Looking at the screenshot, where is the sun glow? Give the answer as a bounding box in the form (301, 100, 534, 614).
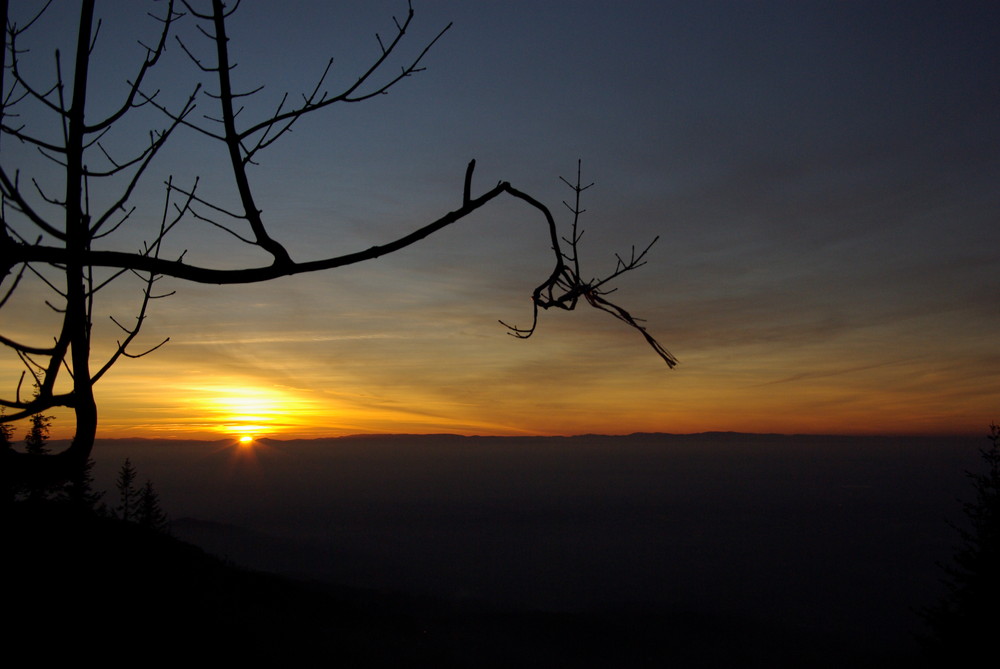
(191, 383, 322, 438)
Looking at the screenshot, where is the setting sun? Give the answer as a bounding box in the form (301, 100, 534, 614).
(176, 382, 327, 438)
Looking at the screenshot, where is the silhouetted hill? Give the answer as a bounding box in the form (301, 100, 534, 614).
(6, 499, 930, 667)
(7, 502, 371, 662)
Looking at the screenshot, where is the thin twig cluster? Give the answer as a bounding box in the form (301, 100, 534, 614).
(500, 161, 676, 367)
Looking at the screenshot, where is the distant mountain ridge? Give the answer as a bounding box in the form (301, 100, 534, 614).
(73, 429, 981, 447)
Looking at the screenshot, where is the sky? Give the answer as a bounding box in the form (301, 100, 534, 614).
(4, 0, 1000, 439)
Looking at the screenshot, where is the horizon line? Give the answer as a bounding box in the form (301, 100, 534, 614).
(25, 429, 985, 444)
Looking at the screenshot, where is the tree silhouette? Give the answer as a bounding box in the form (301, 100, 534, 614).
(0, 409, 13, 503)
(0, 409, 11, 452)
(23, 412, 51, 456)
(22, 411, 53, 501)
(59, 456, 105, 515)
(1, 1, 674, 485)
(137, 479, 169, 533)
(115, 458, 139, 523)
(921, 423, 1000, 664)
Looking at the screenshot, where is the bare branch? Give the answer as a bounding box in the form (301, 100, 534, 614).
(235, 12, 451, 141)
(11, 157, 675, 379)
(2, 1, 671, 487)
(0, 167, 67, 239)
(500, 165, 675, 367)
(1, 123, 70, 153)
(91, 180, 177, 384)
(584, 290, 677, 368)
(84, 0, 180, 134)
(175, 34, 217, 73)
(24, 261, 67, 297)
(89, 90, 199, 236)
(0, 333, 58, 356)
(5, 23, 72, 118)
(13, 163, 534, 283)
(206, 0, 290, 266)
(0, 261, 29, 310)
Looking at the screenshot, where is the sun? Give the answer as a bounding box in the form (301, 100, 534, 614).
(172, 380, 333, 439)
(191, 383, 317, 438)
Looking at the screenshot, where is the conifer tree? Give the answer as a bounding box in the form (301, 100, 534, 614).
(0, 411, 12, 452)
(23, 413, 53, 501)
(0, 411, 14, 504)
(922, 423, 1000, 664)
(60, 457, 105, 515)
(115, 458, 139, 522)
(137, 480, 168, 533)
(24, 413, 52, 455)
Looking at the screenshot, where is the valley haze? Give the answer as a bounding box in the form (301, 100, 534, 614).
(77, 430, 981, 659)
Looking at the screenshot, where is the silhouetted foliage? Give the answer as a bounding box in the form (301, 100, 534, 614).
(22, 411, 53, 501)
(23, 412, 51, 455)
(1, 0, 670, 487)
(137, 479, 169, 533)
(59, 457, 106, 515)
(115, 458, 139, 523)
(113, 459, 168, 532)
(921, 423, 1000, 664)
(0, 409, 13, 503)
(0, 409, 12, 451)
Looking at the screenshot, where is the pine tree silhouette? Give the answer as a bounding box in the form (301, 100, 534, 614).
(23, 413, 53, 501)
(24, 413, 52, 455)
(0, 412, 12, 452)
(115, 459, 139, 522)
(0, 411, 14, 505)
(59, 457, 106, 515)
(921, 424, 1000, 664)
(137, 479, 168, 533)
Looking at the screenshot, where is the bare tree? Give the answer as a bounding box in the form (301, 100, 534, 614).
(1, 0, 674, 484)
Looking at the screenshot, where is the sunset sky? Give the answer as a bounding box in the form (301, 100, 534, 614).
(4, 1, 999, 439)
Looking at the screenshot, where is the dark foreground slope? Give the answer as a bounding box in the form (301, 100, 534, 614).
(7, 502, 365, 662)
(6, 500, 923, 668)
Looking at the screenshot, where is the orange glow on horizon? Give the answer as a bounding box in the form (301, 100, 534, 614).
(29, 355, 999, 441)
